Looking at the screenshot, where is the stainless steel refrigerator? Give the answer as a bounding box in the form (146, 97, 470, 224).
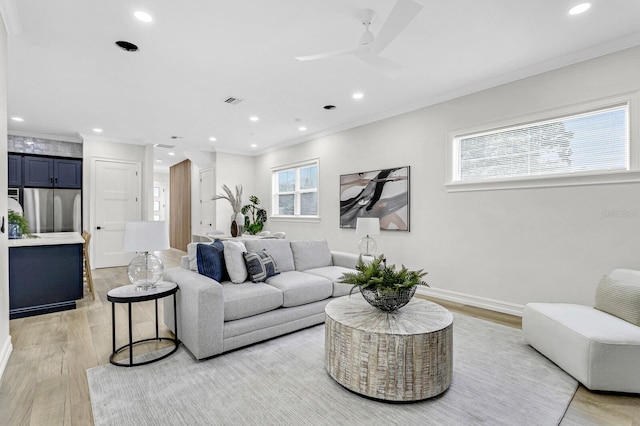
(23, 188, 82, 233)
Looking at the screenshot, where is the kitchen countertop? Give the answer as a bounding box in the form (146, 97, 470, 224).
(8, 232, 85, 247)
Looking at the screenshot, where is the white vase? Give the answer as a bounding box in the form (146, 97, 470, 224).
(235, 212, 245, 235)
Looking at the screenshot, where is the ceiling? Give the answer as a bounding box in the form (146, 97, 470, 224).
(6, 0, 640, 169)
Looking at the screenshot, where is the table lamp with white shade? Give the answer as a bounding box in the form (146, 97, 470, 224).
(123, 221, 170, 290)
(356, 217, 380, 256)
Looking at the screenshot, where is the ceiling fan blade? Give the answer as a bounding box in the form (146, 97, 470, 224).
(370, 0, 423, 55)
(356, 53, 402, 79)
(295, 45, 368, 62)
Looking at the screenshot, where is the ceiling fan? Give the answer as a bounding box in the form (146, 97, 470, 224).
(295, 0, 423, 75)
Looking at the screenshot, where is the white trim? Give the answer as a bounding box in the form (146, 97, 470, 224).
(446, 170, 640, 192)
(0, 335, 13, 381)
(446, 92, 640, 192)
(270, 157, 320, 172)
(416, 286, 525, 317)
(269, 215, 321, 223)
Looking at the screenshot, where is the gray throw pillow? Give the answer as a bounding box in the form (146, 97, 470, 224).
(243, 249, 280, 283)
(594, 275, 640, 326)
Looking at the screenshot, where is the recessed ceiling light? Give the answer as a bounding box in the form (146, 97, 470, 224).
(249, 116, 259, 122)
(250, 143, 257, 148)
(92, 128, 103, 133)
(298, 126, 307, 131)
(352, 92, 364, 100)
(11, 116, 24, 122)
(209, 137, 217, 142)
(134, 11, 153, 22)
(115, 40, 139, 52)
(156, 159, 162, 163)
(568, 3, 591, 15)
(168, 152, 175, 156)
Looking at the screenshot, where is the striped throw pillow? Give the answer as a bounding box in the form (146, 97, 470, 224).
(595, 275, 640, 326)
(243, 249, 280, 283)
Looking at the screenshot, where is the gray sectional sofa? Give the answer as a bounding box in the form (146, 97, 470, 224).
(163, 239, 364, 360)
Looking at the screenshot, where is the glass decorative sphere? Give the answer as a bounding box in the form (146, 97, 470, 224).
(358, 236, 377, 256)
(127, 253, 164, 290)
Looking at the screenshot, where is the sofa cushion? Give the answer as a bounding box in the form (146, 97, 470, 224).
(223, 241, 248, 284)
(265, 271, 332, 307)
(196, 240, 228, 282)
(523, 302, 640, 393)
(221, 282, 284, 321)
(290, 240, 332, 271)
(244, 239, 295, 272)
(304, 266, 360, 297)
(243, 249, 280, 283)
(595, 275, 640, 327)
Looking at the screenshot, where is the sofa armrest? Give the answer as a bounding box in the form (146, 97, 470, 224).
(163, 267, 225, 359)
(331, 251, 373, 269)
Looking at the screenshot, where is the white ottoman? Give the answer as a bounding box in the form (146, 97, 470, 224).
(523, 302, 640, 393)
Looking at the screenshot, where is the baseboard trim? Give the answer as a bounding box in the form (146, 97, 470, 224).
(416, 287, 525, 317)
(0, 334, 13, 381)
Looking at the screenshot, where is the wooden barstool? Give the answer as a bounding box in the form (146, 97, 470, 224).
(82, 230, 95, 300)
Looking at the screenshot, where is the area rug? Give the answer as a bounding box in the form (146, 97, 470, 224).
(88, 313, 577, 425)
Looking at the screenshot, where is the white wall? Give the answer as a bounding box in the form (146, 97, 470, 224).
(254, 46, 640, 309)
(214, 152, 255, 231)
(0, 16, 10, 379)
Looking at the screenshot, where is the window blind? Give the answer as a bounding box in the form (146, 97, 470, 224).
(456, 104, 628, 182)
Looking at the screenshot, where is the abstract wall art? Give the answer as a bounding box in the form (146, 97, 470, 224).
(339, 166, 410, 231)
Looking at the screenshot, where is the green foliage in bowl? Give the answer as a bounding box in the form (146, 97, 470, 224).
(340, 254, 429, 296)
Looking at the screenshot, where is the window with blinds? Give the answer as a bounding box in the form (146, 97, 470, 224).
(453, 104, 629, 183)
(272, 160, 319, 217)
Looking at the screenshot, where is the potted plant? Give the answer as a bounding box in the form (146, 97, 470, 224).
(8, 210, 30, 239)
(340, 254, 429, 312)
(241, 195, 268, 235)
(212, 184, 243, 235)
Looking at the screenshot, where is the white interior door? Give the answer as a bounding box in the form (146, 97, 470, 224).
(200, 168, 215, 234)
(153, 181, 167, 221)
(93, 160, 140, 268)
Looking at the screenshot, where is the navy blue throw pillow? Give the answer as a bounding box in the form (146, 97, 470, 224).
(197, 240, 228, 282)
(243, 249, 280, 283)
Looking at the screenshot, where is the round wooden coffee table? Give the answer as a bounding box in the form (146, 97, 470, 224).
(325, 296, 453, 401)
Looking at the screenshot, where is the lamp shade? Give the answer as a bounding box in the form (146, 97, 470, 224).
(123, 221, 170, 252)
(355, 217, 380, 236)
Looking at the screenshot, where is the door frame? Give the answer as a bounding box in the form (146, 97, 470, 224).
(90, 157, 142, 268)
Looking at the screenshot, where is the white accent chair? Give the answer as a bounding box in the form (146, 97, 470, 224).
(257, 231, 270, 236)
(272, 232, 286, 239)
(522, 269, 640, 394)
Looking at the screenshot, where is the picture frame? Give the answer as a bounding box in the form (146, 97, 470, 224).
(339, 166, 410, 231)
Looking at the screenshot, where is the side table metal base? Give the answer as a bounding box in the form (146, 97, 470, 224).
(107, 282, 179, 367)
(109, 336, 179, 367)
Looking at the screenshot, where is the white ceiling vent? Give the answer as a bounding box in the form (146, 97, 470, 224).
(154, 143, 175, 149)
(224, 96, 243, 105)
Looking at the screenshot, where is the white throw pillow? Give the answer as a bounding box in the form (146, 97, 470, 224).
(595, 275, 640, 326)
(223, 241, 248, 283)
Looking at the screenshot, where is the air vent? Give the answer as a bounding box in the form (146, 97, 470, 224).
(154, 144, 175, 149)
(224, 96, 243, 105)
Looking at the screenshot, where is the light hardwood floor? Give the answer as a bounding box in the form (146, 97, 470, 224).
(0, 249, 638, 425)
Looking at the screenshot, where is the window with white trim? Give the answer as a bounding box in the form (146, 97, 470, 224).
(272, 161, 319, 217)
(451, 102, 630, 186)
